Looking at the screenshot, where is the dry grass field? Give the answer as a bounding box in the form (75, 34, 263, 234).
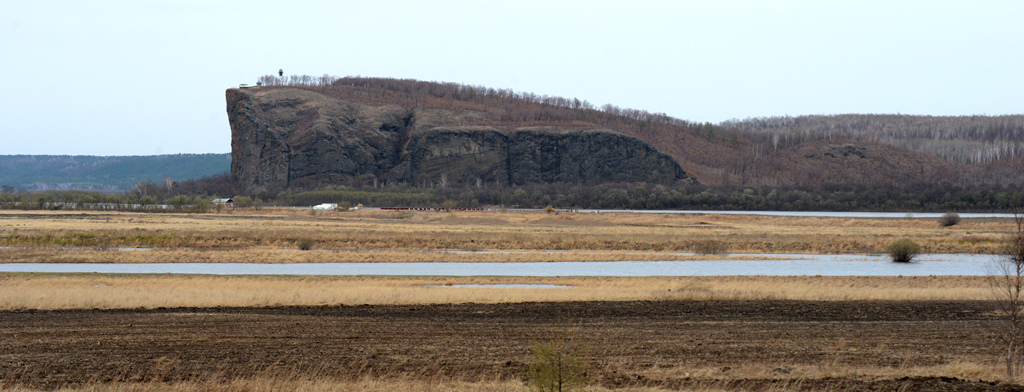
(0, 209, 1014, 260)
(0, 274, 998, 310)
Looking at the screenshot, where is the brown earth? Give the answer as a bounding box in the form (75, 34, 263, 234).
(2, 300, 1023, 391)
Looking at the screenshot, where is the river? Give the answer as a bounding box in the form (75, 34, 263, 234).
(0, 253, 1005, 276)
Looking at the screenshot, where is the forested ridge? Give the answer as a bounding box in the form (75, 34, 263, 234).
(0, 154, 230, 191)
(723, 114, 1024, 164)
(254, 75, 1024, 190)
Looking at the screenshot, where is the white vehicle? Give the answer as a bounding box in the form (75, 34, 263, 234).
(313, 203, 338, 210)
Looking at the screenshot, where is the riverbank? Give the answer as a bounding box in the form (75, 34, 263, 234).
(0, 275, 995, 310)
(0, 209, 1015, 258)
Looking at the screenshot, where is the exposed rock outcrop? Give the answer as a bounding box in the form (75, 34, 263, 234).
(227, 87, 691, 190)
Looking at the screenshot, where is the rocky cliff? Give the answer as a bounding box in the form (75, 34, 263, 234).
(227, 87, 690, 190)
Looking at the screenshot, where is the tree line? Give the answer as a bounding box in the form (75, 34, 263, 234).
(3, 177, 1022, 213)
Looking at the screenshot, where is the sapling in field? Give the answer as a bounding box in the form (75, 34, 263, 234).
(528, 322, 589, 392)
(990, 211, 1024, 379)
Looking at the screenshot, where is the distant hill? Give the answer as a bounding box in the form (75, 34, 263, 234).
(0, 154, 231, 191)
(722, 114, 1024, 164)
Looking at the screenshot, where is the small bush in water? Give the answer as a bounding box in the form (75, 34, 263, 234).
(886, 238, 921, 263)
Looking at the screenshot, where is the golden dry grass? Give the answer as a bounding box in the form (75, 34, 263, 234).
(0, 274, 994, 310)
(0, 209, 1015, 259)
(637, 357, 1005, 380)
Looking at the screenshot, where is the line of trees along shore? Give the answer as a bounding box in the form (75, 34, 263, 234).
(2, 175, 1023, 213)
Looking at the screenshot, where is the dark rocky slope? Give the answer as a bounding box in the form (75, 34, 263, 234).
(227, 88, 690, 190)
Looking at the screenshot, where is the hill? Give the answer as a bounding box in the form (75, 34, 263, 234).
(0, 154, 231, 191)
(241, 76, 1023, 191)
(722, 114, 1024, 189)
(6, 77, 1019, 204)
(227, 86, 691, 191)
(723, 114, 1024, 164)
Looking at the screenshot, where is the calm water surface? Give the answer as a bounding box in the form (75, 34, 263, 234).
(0, 254, 1001, 276)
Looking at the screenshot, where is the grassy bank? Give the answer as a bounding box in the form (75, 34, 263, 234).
(0, 209, 1014, 257)
(0, 274, 994, 310)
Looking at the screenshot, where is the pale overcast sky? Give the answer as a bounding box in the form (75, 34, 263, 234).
(3, 1, 1022, 155)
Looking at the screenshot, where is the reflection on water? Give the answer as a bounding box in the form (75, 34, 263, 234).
(0, 253, 1002, 276)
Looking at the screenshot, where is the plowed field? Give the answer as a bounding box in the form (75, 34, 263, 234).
(2, 300, 1023, 391)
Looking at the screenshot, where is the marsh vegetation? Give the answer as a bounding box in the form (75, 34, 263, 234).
(0, 209, 1014, 258)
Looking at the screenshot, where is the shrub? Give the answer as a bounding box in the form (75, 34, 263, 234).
(692, 239, 729, 255)
(297, 238, 315, 251)
(138, 195, 158, 209)
(939, 212, 961, 227)
(232, 196, 254, 208)
(886, 238, 921, 263)
(192, 198, 213, 213)
(166, 195, 192, 210)
(529, 325, 588, 392)
(442, 199, 456, 211)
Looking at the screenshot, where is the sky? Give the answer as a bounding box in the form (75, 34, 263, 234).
(3, 1, 1022, 156)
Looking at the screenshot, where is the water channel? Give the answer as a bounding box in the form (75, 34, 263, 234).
(0, 254, 1002, 276)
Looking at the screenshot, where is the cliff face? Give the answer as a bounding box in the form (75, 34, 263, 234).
(227, 87, 690, 190)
